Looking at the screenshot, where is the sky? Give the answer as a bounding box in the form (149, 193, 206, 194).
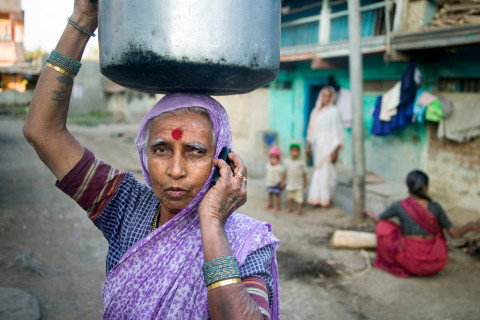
(21, 0, 98, 57)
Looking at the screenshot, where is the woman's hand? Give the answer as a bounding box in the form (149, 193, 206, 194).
(474, 221, 480, 232)
(198, 152, 247, 226)
(447, 221, 480, 238)
(72, 0, 99, 29)
(362, 209, 379, 223)
(467, 221, 480, 233)
(330, 151, 338, 164)
(74, 0, 98, 17)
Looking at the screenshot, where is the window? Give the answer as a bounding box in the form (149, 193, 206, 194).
(363, 79, 398, 92)
(438, 78, 480, 93)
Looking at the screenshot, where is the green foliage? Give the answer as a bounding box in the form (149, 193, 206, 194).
(67, 110, 113, 127)
(25, 47, 47, 60)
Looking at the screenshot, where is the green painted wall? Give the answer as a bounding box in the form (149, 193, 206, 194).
(269, 56, 429, 183)
(341, 95, 427, 182)
(269, 63, 350, 152)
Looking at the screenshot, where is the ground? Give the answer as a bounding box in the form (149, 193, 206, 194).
(1, 118, 479, 320)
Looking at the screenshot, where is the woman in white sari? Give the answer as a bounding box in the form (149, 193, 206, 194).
(306, 86, 344, 207)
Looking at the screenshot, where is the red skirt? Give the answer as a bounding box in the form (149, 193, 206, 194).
(373, 221, 448, 278)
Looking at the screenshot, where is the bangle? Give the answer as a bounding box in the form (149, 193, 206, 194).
(67, 17, 96, 37)
(207, 278, 242, 292)
(46, 50, 82, 77)
(45, 63, 75, 79)
(202, 256, 241, 287)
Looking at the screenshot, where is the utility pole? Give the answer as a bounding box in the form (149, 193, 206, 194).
(348, 0, 366, 220)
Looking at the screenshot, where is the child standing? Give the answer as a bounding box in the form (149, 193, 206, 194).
(265, 145, 284, 213)
(282, 142, 307, 215)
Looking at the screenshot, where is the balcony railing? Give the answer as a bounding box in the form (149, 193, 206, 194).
(281, 1, 390, 48)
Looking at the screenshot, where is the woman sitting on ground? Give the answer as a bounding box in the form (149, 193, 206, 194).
(363, 170, 480, 278)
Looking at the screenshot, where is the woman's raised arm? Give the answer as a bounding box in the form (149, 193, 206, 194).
(23, 0, 98, 181)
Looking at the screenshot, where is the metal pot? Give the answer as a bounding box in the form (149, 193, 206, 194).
(98, 0, 280, 95)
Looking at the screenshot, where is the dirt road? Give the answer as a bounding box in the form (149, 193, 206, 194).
(1, 118, 479, 319)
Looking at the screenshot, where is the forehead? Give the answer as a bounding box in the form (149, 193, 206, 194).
(149, 112, 212, 140)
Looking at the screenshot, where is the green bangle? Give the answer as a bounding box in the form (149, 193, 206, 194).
(67, 17, 96, 37)
(202, 256, 241, 287)
(46, 50, 82, 77)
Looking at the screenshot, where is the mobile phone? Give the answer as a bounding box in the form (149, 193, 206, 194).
(211, 147, 232, 185)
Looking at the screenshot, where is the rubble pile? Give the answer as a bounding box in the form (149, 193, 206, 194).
(431, 0, 480, 27)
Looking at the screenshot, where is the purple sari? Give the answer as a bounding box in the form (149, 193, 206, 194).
(102, 93, 280, 319)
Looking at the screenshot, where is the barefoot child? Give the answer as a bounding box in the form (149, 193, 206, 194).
(282, 142, 307, 215)
(265, 145, 284, 213)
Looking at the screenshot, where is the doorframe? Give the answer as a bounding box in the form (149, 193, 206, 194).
(303, 78, 328, 138)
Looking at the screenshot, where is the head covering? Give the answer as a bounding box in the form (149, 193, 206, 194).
(268, 145, 281, 158)
(307, 85, 338, 141)
(315, 85, 336, 109)
(136, 93, 232, 188)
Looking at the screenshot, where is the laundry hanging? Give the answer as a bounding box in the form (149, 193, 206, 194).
(371, 62, 419, 136)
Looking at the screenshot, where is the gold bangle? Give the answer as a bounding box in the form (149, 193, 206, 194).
(46, 62, 75, 79)
(207, 278, 242, 291)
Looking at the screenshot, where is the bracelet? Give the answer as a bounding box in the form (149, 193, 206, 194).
(46, 50, 82, 77)
(207, 278, 242, 292)
(202, 256, 241, 287)
(67, 17, 96, 37)
(45, 63, 75, 79)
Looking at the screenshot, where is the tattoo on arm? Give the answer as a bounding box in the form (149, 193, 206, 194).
(51, 75, 73, 106)
(57, 75, 73, 86)
(219, 192, 239, 224)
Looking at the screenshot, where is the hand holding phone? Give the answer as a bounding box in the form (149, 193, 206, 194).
(211, 147, 231, 185)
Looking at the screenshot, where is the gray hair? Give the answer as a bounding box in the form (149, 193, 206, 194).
(144, 107, 217, 156)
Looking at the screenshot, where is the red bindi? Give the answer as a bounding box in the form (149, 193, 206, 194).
(171, 127, 183, 140)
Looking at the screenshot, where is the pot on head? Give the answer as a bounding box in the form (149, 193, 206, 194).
(98, 0, 280, 95)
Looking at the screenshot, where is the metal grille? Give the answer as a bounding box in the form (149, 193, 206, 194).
(438, 78, 480, 93)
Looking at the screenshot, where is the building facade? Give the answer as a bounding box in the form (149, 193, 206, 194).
(268, 0, 480, 214)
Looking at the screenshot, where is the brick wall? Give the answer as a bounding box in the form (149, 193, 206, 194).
(426, 123, 480, 216)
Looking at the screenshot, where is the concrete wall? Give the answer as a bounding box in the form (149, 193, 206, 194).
(105, 91, 159, 123)
(213, 89, 270, 179)
(0, 0, 21, 11)
(426, 120, 480, 213)
(69, 61, 107, 115)
(420, 49, 480, 214)
(0, 88, 32, 114)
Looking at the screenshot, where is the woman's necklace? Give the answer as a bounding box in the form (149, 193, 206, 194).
(150, 204, 161, 232)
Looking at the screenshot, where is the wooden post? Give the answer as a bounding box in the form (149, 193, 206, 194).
(385, 0, 392, 56)
(348, 0, 366, 220)
(393, 0, 408, 33)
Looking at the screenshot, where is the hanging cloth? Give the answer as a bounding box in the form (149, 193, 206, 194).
(425, 100, 444, 122)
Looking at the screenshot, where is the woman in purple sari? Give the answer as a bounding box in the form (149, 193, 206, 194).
(23, 1, 280, 319)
